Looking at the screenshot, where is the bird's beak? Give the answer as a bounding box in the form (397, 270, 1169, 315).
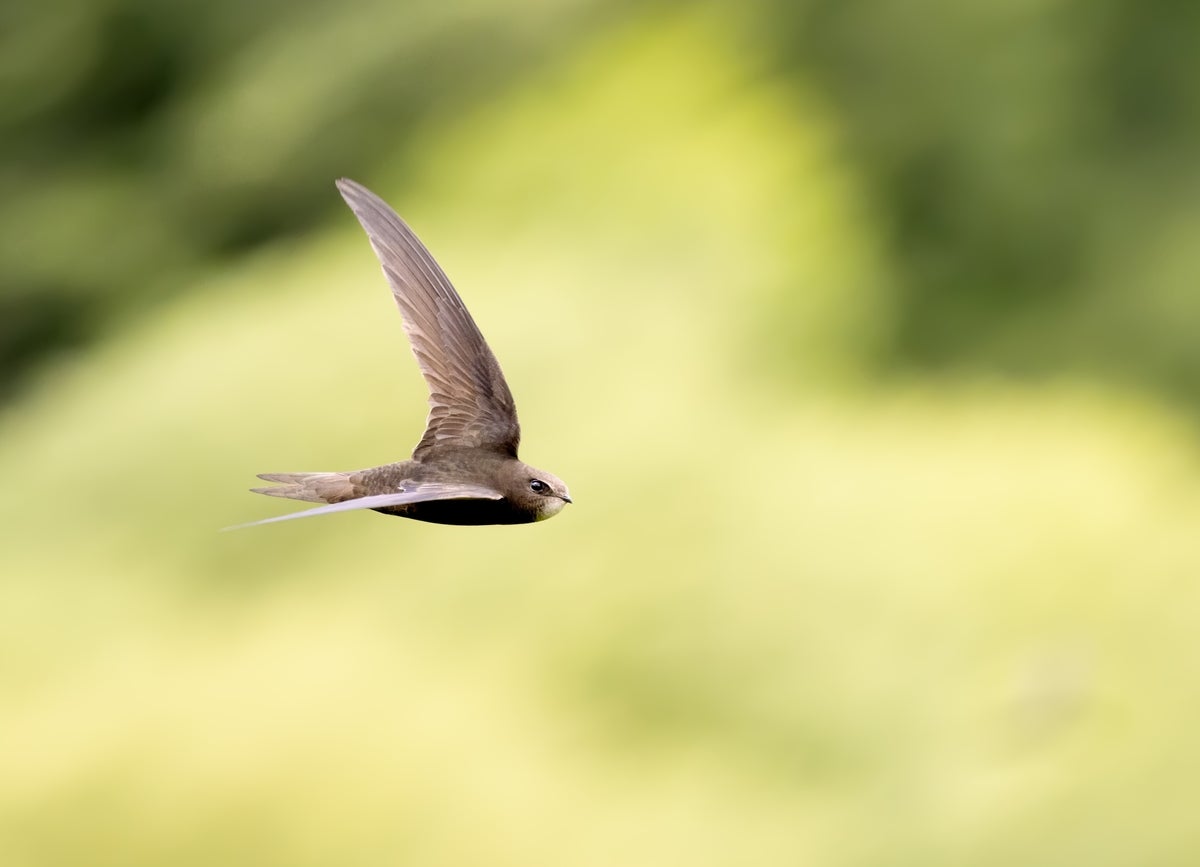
(560, 494, 573, 504)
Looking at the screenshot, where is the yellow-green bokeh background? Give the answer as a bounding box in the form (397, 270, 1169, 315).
(4, 2, 1200, 864)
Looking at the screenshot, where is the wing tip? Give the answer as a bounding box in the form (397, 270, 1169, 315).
(335, 177, 374, 208)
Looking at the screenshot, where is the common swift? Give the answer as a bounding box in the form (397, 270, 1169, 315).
(232, 179, 571, 529)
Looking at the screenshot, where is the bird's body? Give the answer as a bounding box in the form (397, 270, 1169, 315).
(253, 451, 567, 526)
(232, 179, 571, 530)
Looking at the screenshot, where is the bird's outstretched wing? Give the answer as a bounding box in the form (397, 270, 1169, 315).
(336, 178, 521, 459)
(223, 482, 503, 530)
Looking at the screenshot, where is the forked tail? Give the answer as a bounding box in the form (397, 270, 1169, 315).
(251, 472, 358, 504)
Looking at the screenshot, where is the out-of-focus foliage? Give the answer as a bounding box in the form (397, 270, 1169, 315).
(769, 0, 1200, 400)
(3, 2, 1200, 866)
(0, 0, 618, 398)
(4, 0, 1200, 404)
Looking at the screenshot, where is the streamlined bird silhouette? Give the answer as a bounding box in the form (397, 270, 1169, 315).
(230, 179, 571, 529)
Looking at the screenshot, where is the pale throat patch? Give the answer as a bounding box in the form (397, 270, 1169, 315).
(536, 497, 568, 521)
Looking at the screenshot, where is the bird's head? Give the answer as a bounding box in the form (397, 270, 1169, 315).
(508, 463, 572, 521)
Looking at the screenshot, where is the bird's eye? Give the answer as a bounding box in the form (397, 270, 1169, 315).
(529, 479, 547, 494)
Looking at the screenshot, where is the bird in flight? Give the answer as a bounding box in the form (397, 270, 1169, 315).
(231, 179, 571, 529)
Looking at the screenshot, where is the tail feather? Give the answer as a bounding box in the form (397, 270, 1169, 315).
(251, 471, 358, 504)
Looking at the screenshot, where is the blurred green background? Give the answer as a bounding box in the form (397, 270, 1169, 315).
(3, 0, 1199, 863)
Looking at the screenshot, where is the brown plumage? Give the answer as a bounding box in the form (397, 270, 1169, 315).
(228, 180, 571, 530)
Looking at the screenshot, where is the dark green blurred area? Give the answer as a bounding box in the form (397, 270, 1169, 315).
(1, 0, 617, 397)
(4, 2, 1200, 865)
(5, 0, 1200, 403)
